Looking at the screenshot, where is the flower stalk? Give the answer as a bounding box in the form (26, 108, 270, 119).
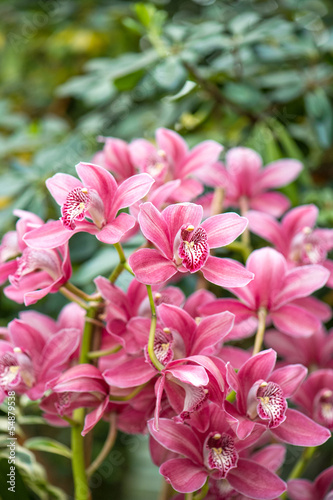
(252, 307, 267, 356)
(146, 285, 165, 371)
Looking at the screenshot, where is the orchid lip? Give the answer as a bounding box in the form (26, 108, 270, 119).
(61, 187, 106, 230)
(204, 432, 238, 478)
(178, 225, 209, 273)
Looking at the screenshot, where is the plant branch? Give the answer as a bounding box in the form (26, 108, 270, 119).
(86, 413, 117, 478)
(88, 345, 122, 359)
(146, 285, 164, 371)
(59, 286, 89, 310)
(109, 242, 134, 282)
(193, 478, 209, 500)
(280, 447, 317, 499)
(252, 307, 267, 356)
(109, 383, 147, 402)
(71, 408, 91, 500)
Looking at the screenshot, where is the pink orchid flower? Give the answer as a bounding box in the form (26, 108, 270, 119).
(40, 364, 110, 436)
(221, 147, 302, 216)
(5, 242, 71, 306)
(200, 247, 329, 337)
(225, 349, 330, 446)
(148, 405, 286, 498)
(265, 327, 333, 370)
(95, 128, 225, 202)
(288, 465, 333, 500)
(103, 304, 234, 428)
(95, 276, 185, 355)
(0, 210, 71, 305)
(247, 204, 333, 287)
(292, 369, 333, 431)
(128, 202, 253, 287)
(0, 305, 82, 401)
(0, 209, 43, 285)
(23, 162, 154, 249)
(206, 443, 286, 500)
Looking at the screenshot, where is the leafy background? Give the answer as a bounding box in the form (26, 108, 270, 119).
(0, 0, 333, 498)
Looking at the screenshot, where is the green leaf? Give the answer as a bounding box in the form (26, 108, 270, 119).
(134, 3, 157, 27)
(263, 127, 282, 163)
(17, 416, 48, 426)
(305, 89, 333, 148)
(0, 458, 30, 500)
(24, 437, 72, 459)
(270, 119, 303, 161)
(150, 57, 188, 93)
(222, 82, 267, 111)
(228, 12, 261, 34)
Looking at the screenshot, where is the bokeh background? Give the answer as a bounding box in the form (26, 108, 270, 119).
(1, 0, 333, 498)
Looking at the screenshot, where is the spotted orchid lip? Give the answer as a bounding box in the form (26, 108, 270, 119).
(61, 187, 91, 230)
(61, 186, 106, 231)
(178, 225, 209, 273)
(256, 381, 287, 429)
(204, 432, 238, 479)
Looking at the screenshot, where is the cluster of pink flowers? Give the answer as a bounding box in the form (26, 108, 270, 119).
(0, 128, 332, 499)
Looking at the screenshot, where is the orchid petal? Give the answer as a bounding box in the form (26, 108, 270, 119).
(138, 202, 172, 258)
(156, 128, 188, 165)
(271, 304, 321, 337)
(202, 256, 254, 287)
(269, 365, 307, 398)
(257, 159, 302, 190)
(272, 408, 331, 446)
(228, 458, 287, 499)
(97, 213, 135, 244)
(160, 458, 207, 493)
(46, 173, 82, 206)
(250, 191, 290, 217)
(112, 173, 154, 216)
(24, 220, 97, 249)
(148, 418, 202, 464)
(282, 204, 318, 236)
(201, 213, 248, 248)
(179, 141, 223, 178)
(275, 265, 329, 307)
(128, 249, 177, 285)
(103, 357, 155, 388)
(162, 203, 203, 245)
(192, 312, 234, 355)
(76, 162, 118, 219)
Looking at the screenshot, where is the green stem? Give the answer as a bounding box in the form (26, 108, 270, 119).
(110, 383, 147, 402)
(109, 243, 134, 282)
(146, 285, 164, 371)
(64, 281, 98, 302)
(59, 286, 89, 311)
(88, 345, 122, 359)
(158, 478, 174, 500)
(80, 307, 96, 364)
(289, 446, 317, 480)
(252, 307, 267, 356)
(185, 493, 193, 500)
(193, 478, 209, 500)
(280, 447, 317, 499)
(226, 241, 251, 263)
(71, 408, 91, 500)
(86, 413, 117, 478)
(114, 242, 126, 263)
(70, 307, 97, 499)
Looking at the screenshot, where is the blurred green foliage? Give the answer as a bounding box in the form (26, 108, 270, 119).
(1, 0, 333, 234)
